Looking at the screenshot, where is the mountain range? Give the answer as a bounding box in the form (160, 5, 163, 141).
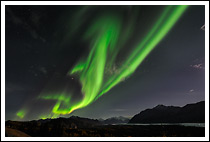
(99, 116, 130, 124)
(129, 101, 205, 123)
(5, 101, 205, 137)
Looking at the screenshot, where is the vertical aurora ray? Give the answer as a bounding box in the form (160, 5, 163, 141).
(97, 5, 189, 98)
(16, 5, 189, 119)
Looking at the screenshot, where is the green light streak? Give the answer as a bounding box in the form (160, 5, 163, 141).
(35, 5, 189, 117)
(16, 109, 26, 119)
(98, 5, 189, 98)
(68, 5, 188, 113)
(39, 93, 71, 115)
(39, 113, 59, 120)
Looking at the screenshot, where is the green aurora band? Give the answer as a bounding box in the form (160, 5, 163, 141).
(17, 5, 189, 119)
(16, 109, 27, 119)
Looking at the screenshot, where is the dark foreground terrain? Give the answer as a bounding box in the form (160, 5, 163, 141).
(6, 120, 205, 137)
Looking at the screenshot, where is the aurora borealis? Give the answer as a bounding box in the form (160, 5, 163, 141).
(5, 5, 205, 121)
(52, 5, 188, 115)
(37, 5, 188, 116)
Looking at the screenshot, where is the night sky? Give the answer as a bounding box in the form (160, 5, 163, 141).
(5, 5, 205, 121)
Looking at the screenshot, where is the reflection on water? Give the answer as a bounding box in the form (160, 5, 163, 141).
(114, 123, 205, 127)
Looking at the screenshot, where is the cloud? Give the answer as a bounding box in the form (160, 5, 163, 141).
(105, 64, 120, 75)
(190, 63, 205, 70)
(189, 89, 194, 93)
(200, 24, 205, 30)
(6, 83, 25, 94)
(39, 67, 48, 74)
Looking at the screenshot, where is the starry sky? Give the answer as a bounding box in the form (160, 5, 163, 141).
(5, 5, 205, 121)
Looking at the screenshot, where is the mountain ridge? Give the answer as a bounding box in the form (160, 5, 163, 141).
(129, 101, 205, 123)
(99, 116, 130, 124)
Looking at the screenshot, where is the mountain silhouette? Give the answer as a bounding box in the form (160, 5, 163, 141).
(129, 101, 205, 123)
(5, 101, 205, 137)
(100, 116, 130, 124)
